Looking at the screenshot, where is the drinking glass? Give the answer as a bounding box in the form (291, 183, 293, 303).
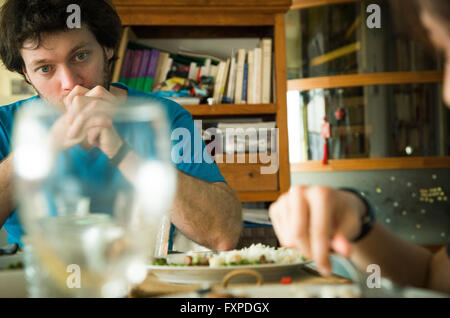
(12, 97, 177, 297)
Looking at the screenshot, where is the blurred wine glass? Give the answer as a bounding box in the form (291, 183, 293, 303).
(12, 97, 177, 297)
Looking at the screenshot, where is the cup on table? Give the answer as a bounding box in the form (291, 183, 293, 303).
(13, 98, 177, 297)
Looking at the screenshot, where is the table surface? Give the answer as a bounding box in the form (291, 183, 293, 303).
(129, 265, 352, 298)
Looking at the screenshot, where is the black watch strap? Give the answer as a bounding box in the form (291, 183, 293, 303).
(108, 139, 131, 166)
(339, 187, 376, 243)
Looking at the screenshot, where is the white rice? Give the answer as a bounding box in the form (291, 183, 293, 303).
(208, 243, 305, 267)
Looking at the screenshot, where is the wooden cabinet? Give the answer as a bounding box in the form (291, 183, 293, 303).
(112, 0, 292, 202)
(286, 0, 450, 172)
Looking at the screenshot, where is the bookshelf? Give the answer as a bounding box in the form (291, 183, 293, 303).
(112, 0, 292, 202)
(286, 0, 450, 172)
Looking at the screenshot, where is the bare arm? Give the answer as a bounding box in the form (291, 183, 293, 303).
(0, 154, 15, 228)
(118, 151, 242, 251)
(269, 186, 450, 294)
(170, 171, 242, 251)
(350, 222, 434, 289)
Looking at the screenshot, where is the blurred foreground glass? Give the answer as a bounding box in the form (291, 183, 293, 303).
(12, 98, 177, 297)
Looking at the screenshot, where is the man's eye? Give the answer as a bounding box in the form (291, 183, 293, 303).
(75, 52, 88, 62)
(38, 66, 51, 74)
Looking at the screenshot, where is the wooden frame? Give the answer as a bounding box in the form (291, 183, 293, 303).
(291, 0, 359, 10)
(291, 157, 450, 172)
(287, 71, 444, 91)
(113, 0, 292, 202)
(181, 104, 277, 117)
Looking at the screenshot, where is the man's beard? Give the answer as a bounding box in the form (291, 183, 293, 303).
(32, 51, 112, 110)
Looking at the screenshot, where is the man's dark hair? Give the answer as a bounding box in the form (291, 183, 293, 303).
(0, 0, 122, 77)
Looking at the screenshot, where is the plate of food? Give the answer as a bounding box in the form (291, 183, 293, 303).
(147, 244, 311, 285)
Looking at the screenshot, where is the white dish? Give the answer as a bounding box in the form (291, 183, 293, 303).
(147, 261, 311, 285)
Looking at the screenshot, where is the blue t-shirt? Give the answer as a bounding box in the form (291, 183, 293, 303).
(0, 82, 225, 246)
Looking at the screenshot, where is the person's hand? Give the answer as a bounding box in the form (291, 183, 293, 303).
(50, 85, 123, 158)
(269, 186, 367, 276)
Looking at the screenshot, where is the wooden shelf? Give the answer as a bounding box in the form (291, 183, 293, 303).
(114, 0, 292, 26)
(181, 104, 277, 117)
(291, 0, 358, 10)
(291, 156, 450, 172)
(113, 0, 292, 203)
(287, 71, 443, 91)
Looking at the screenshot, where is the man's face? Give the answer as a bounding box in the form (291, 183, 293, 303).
(20, 26, 113, 110)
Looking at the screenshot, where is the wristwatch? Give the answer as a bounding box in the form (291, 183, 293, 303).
(339, 188, 376, 243)
(108, 139, 131, 166)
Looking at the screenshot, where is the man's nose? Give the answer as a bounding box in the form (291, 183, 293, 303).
(59, 65, 82, 91)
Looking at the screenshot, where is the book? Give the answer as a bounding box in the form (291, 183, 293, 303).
(200, 58, 211, 78)
(224, 56, 236, 103)
(143, 49, 160, 93)
(162, 57, 174, 83)
(260, 38, 272, 103)
(210, 64, 218, 78)
(247, 49, 254, 104)
(220, 58, 230, 103)
(136, 49, 151, 91)
(128, 50, 143, 89)
(242, 61, 248, 103)
(212, 60, 227, 104)
(234, 49, 246, 104)
(187, 62, 198, 81)
(152, 51, 170, 90)
(118, 49, 132, 85)
(253, 47, 262, 104)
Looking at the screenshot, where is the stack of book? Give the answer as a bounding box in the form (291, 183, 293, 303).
(114, 31, 273, 105)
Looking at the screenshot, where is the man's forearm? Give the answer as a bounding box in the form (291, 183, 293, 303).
(350, 222, 433, 288)
(117, 151, 242, 251)
(171, 171, 242, 251)
(0, 154, 15, 228)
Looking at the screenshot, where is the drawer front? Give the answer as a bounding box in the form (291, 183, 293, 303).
(217, 162, 279, 192)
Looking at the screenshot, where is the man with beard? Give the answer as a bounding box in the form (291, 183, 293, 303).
(0, 0, 242, 252)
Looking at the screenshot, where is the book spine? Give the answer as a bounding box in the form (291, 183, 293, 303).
(162, 57, 173, 83)
(225, 56, 236, 103)
(128, 50, 143, 89)
(143, 49, 159, 92)
(188, 62, 198, 81)
(153, 52, 168, 90)
(136, 50, 151, 91)
(261, 38, 272, 103)
(253, 47, 262, 104)
(213, 61, 226, 104)
(119, 49, 132, 85)
(201, 58, 211, 78)
(219, 58, 230, 103)
(247, 50, 254, 104)
(234, 49, 246, 104)
(242, 61, 248, 103)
